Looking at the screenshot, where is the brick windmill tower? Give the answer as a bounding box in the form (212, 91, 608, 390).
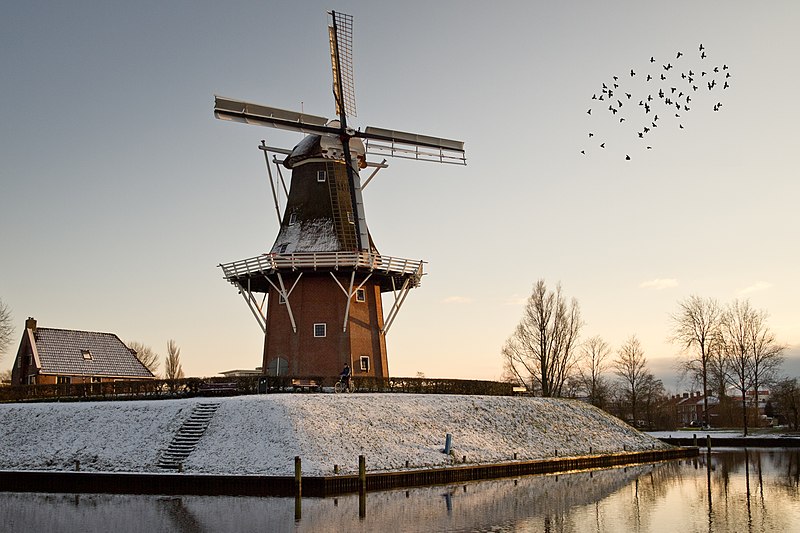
(214, 11, 465, 380)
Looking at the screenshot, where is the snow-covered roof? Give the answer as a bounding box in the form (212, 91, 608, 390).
(31, 327, 154, 379)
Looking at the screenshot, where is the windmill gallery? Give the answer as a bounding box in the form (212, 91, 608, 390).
(214, 11, 466, 381)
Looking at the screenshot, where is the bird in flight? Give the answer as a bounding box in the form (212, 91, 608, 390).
(581, 43, 731, 159)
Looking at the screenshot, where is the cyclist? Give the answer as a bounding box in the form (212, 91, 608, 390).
(339, 364, 352, 391)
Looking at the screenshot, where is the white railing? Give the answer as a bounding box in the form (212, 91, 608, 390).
(219, 251, 425, 280)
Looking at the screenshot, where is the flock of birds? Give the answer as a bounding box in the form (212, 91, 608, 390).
(581, 44, 731, 160)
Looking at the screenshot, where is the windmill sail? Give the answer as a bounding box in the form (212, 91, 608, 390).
(328, 11, 356, 118)
(214, 96, 335, 136)
(362, 126, 466, 165)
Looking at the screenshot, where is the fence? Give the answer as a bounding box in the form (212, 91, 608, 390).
(0, 376, 513, 403)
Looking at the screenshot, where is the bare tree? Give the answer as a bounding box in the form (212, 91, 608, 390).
(0, 299, 14, 362)
(771, 377, 800, 430)
(613, 335, 648, 427)
(164, 339, 184, 380)
(501, 280, 583, 397)
(669, 295, 722, 427)
(639, 373, 667, 429)
(126, 341, 160, 376)
(577, 335, 612, 407)
(720, 299, 756, 435)
(747, 309, 785, 415)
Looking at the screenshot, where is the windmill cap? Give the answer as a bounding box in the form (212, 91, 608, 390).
(284, 133, 365, 169)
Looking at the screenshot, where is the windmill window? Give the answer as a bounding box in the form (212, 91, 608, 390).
(313, 323, 327, 338)
(317, 170, 327, 182)
(81, 349, 93, 361)
(356, 288, 366, 302)
(347, 211, 354, 224)
(278, 243, 289, 254)
(359, 356, 370, 372)
(278, 293, 286, 305)
(288, 212, 298, 225)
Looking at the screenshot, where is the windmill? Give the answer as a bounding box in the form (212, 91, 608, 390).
(214, 11, 465, 381)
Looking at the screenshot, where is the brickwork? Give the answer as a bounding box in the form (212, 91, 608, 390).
(262, 273, 388, 379)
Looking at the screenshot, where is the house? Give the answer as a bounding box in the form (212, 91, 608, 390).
(10, 317, 155, 385)
(673, 391, 720, 427)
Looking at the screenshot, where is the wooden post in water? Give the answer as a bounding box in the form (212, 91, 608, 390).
(294, 456, 302, 521)
(294, 456, 302, 496)
(358, 455, 367, 519)
(358, 455, 366, 489)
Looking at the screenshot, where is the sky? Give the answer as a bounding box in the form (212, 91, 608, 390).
(2, 1, 798, 391)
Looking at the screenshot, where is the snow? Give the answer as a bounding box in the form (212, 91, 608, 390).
(271, 218, 341, 253)
(0, 394, 669, 476)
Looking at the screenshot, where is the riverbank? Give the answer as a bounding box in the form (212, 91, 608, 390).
(647, 429, 800, 448)
(1, 394, 670, 476)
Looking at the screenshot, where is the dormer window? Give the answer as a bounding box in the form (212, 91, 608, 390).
(81, 350, 93, 361)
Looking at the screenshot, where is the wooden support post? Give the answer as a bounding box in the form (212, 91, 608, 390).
(358, 454, 367, 519)
(693, 434, 698, 447)
(358, 455, 366, 489)
(294, 456, 302, 496)
(706, 435, 711, 453)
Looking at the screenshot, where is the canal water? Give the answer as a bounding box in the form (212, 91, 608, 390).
(1, 449, 797, 532)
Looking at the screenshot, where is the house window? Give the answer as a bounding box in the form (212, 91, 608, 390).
(91, 377, 102, 383)
(26, 375, 36, 385)
(317, 170, 327, 182)
(356, 288, 366, 302)
(288, 212, 298, 225)
(81, 349, 93, 360)
(359, 356, 370, 372)
(57, 376, 71, 384)
(313, 323, 327, 338)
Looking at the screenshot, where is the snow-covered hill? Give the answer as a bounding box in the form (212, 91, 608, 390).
(0, 394, 669, 476)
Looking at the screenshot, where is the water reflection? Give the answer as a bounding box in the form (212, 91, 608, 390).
(1, 449, 797, 532)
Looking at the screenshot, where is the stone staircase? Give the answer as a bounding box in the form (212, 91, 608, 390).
(157, 402, 220, 470)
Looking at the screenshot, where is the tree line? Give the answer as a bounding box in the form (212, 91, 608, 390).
(502, 280, 798, 433)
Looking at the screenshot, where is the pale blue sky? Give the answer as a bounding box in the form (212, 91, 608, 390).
(2, 1, 798, 389)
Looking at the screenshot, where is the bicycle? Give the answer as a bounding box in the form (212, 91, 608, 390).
(334, 377, 354, 393)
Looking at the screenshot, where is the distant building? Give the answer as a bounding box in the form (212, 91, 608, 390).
(219, 368, 263, 378)
(10, 317, 155, 385)
(673, 391, 720, 426)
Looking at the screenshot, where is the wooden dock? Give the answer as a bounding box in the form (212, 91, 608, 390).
(0, 447, 698, 497)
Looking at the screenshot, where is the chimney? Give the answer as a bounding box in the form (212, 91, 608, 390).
(25, 317, 37, 332)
